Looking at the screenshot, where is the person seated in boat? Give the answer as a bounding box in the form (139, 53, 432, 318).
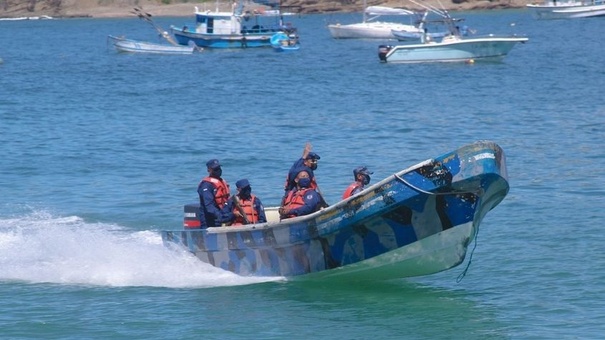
(197, 159, 232, 228)
(223, 179, 267, 226)
(342, 166, 373, 199)
(279, 170, 322, 220)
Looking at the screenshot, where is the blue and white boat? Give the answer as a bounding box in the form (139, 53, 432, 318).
(170, 0, 296, 49)
(378, 2, 527, 63)
(161, 141, 509, 280)
(270, 31, 300, 52)
(527, 0, 605, 19)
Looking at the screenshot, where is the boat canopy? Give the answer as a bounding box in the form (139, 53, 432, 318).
(365, 6, 416, 16)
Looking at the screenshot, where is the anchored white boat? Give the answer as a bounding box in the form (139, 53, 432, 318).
(527, 0, 605, 19)
(328, 1, 425, 39)
(379, 35, 528, 63)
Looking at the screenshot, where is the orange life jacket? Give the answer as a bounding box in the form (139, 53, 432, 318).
(201, 176, 230, 207)
(342, 182, 363, 199)
(282, 188, 311, 218)
(231, 194, 259, 226)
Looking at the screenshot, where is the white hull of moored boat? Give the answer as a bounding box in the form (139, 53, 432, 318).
(379, 36, 528, 63)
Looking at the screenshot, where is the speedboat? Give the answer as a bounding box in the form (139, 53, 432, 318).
(379, 35, 528, 63)
(378, 2, 528, 63)
(161, 141, 509, 280)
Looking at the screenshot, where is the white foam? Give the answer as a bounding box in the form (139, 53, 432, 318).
(0, 210, 283, 288)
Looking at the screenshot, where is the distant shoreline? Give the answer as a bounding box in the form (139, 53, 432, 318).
(0, 1, 531, 19)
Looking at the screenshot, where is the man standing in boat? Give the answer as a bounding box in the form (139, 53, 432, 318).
(197, 159, 232, 228)
(283, 142, 328, 207)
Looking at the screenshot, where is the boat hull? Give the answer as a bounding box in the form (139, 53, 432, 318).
(328, 22, 422, 39)
(108, 35, 195, 55)
(161, 141, 509, 279)
(527, 2, 605, 19)
(171, 26, 274, 48)
(379, 36, 528, 63)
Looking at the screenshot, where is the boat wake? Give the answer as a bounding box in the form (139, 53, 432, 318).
(0, 209, 282, 288)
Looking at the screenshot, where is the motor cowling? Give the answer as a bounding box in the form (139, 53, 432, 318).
(184, 203, 201, 228)
(378, 45, 392, 62)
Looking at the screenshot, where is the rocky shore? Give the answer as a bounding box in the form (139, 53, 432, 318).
(0, 0, 532, 19)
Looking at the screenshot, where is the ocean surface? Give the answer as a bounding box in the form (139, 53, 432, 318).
(1, 9, 604, 339)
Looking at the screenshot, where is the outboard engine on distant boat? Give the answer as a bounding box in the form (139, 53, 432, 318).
(378, 45, 393, 62)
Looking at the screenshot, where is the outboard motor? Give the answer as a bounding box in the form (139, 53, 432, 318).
(378, 45, 392, 62)
(184, 203, 201, 228)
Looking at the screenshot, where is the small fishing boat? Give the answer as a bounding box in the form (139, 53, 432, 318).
(171, 0, 296, 48)
(161, 141, 509, 280)
(527, 0, 605, 19)
(108, 35, 197, 55)
(109, 7, 199, 55)
(270, 31, 300, 52)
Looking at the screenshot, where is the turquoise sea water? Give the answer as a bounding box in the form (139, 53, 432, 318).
(1, 9, 604, 339)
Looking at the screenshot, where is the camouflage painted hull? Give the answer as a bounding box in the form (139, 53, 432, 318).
(161, 141, 509, 279)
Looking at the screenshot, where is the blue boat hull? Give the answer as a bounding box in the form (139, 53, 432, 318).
(172, 26, 273, 48)
(161, 141, 509, 279)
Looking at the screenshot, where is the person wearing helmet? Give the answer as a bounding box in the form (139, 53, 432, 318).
(342, 166, 373, 199)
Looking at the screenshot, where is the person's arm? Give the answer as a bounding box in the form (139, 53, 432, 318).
(255, 198, 267, 223)
(221, 199, 236, 224)
(301, 142, 312, 160)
